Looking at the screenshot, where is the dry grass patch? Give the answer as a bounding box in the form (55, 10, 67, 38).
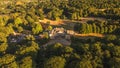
(75, 33, 104, 37)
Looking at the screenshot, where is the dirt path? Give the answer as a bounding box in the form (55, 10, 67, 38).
(74, 33, 104, 37)
(67, 30, 104, 37)
(39, 17, 106, 26)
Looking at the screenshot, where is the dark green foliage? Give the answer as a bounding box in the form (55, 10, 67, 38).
(0, 54, 16, 67)
(44, 56, 66, 68)
(14, 17, 22, 26)
(19, 56, 36, 68)
(32, 23, 43, 34)
(26, 15, 35, 24)
(109, 57, 120, 68)
(0, 0, 120, 68)
(0, 43, 8, 53)
(75, 59, 93, 68)
(35, 9, 44, 20)
(47, 8, 63, 20)
(74, 20, 120, 34)
(105, 35, 117, 42)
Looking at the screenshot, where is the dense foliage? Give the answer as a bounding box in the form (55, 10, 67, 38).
(0, 0, 120, 20)
(74, 20, 120, 34)
(0, 0, 120, 68)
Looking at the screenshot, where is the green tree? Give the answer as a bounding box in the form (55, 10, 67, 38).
(109, 25, 113, 33)
(79, 23, 87, 34)
(0, 43, 8, 53)
(14, 17, 22, 26)
(16, 41, 39, 58)
(26, 15, 35, 24)
(96, 26, 100, 33)
(0, 16, 5, 26)
(19, 56, 36, 68)
(43, 32, 49, 39)
(99, 26, 102, 33)
(104, 27, 108, 33)
(109, 57, 120, 68)
(0, 54, 16, 66)
(47, 8, 63, 20)
(75, 59, 93, 68)
(26, 35, 35, 41)
(60, 46, 73, 57)
(45, 43, 63, 56)
(17, 26, 23, 33)
(0, 32, 7, 43)
(44, 56, 66, 68)
(90, 42, 102, 57)
(71, 12, 77, 20)
(32, 23, 43, 34)
(92, 23, 97, 33)
(105, 35, 117, 41)
(36, 9, 44, 20)
(4, 61, 18, 68)
(112, 46, 120, 57)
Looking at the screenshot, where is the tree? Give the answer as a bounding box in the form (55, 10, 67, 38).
(0, 54, 16, 66)
(36, 9, 44, 20)
(0, 43, 8, 53)
(109, 25, 113, 33)
(75, 59, 93, 68)
(4, 61, 18, 68)
(0, 32, 7, 43)
(71, 12, 77, 20)
(17, 26, 23, 33)
(32, 23, 43, 34)
(19, 56, 36, 68)
(45, 43, 63, 56)
(103, 50, 111, 68)
(26, 35, 35, 41)
(89, 24, 93, 33)
(105, 35, 117, 42)
(26, 15, 35, 24)
(44, 56, 66, 68)
(104, 27, 108, 33)
(109, 57, 120, 68)
(96, 26, 100, 33)
(46, 25, 53, 31)
(92, 23, 97, 33)
(16, 41, 39, 58)
(60, 46, 73, 57)
(112, 46, 120, 57)
(79, 23, 87, 34)
(14, 17, 22, 26)
(90, 42, 102, 57)
(43, 32, 49, 39)
(0, 16, 5, 26)
(47, 8, 63, 20)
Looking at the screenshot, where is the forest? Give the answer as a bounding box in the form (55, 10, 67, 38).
(0, 0, 120, 68)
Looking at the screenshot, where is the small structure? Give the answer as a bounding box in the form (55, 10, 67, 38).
(42, 27, 71, 47)
(49, 27, 68, 39)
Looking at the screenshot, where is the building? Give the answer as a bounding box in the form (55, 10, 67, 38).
(49, 27, 68, 39)
(42, 27, 71, 47)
